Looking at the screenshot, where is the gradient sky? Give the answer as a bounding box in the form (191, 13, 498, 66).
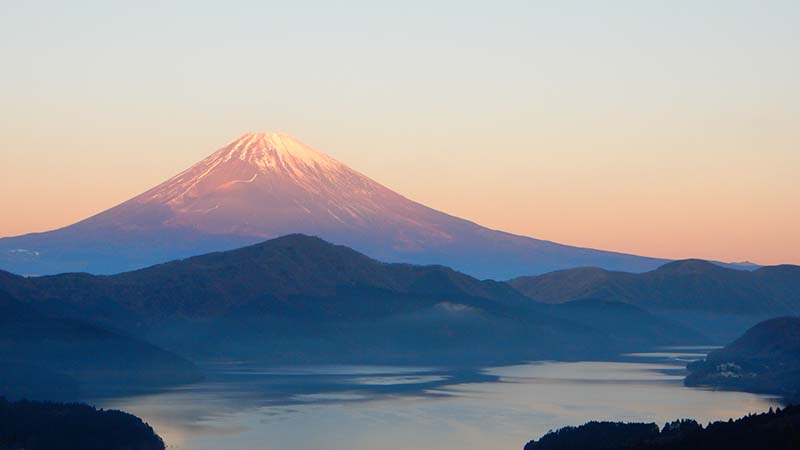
(1, 1, 798, 265)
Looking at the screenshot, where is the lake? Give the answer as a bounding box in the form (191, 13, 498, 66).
(96, 348, 779, 450)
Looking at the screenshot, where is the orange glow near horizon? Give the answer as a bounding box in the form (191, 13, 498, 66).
(0, 125, 797, 266)
(1, 1, 798, 266)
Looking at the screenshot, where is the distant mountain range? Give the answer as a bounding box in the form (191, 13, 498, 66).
(0, 132, 668, 279)
(0, 234, 703, 365)
(509, 259, 800, 315)
(509, 260, 800, 341)
(2, 231, 795, 404)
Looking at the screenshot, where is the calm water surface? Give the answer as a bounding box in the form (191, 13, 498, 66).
(97, 349, 779, 450)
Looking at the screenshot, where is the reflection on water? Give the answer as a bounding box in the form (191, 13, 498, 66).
(96, 353, 779, 450)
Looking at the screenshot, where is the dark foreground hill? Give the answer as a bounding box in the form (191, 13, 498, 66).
(0, 235, 703, 365)
(0, 398, 164, 450)
(523, 405, 800, 450)
(509, 260, 800, 340)
(0, 290, 201, 401)
(685, 316, 800, 402)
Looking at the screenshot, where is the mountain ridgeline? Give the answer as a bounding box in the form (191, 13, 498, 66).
(0, 234, 702, 366)
(509, 259, 800, 341)
(0, 132, 666, 279)
(509, 259, 800, 314)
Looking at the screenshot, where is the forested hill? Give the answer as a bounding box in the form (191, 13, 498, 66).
(524, 405, 800, 450)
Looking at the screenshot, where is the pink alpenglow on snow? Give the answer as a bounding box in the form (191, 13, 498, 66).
(0, 132, 666, 278)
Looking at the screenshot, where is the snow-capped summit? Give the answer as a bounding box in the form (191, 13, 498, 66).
(126, 132, 444, 241)
(141, 132, 350, 208)
(212, 132, 343, 175)
(0, 132, 667, 278)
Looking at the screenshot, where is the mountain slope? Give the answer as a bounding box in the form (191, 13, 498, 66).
(0, 235, 702, 364)
(685, 316, 800, 401)
(509, 259, 800, 315)
(0, 132, 666, 278)
(0, 234, 527, 326)
(0, 290, 201, 400)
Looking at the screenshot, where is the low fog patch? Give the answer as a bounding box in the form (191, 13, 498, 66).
(433, 302, 480, 315)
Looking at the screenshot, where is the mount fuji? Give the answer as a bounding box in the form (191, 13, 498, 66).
(0, 132, 667, 278)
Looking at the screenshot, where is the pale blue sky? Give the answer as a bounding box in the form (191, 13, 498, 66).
(1, 1, 798, 263)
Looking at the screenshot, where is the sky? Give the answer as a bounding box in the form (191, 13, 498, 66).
(0, 0, 798, 265)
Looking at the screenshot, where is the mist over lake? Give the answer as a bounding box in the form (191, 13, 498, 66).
(96, 350, 778, 450)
